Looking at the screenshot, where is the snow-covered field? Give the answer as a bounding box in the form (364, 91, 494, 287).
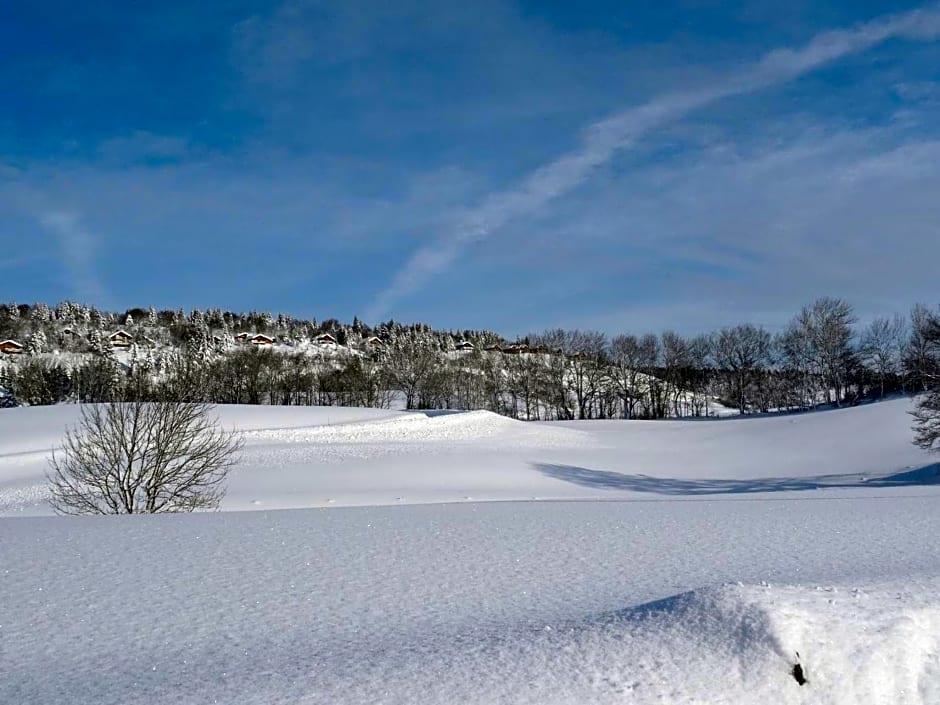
(3, 398, 940, 703)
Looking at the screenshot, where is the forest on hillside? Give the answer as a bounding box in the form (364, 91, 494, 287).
(1, 298, 938, 422)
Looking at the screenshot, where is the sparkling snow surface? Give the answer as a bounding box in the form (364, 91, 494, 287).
(2, 398, 940, 703)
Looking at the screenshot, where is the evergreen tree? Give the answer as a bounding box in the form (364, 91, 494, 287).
(30, 303, 51, 323)
(912, 310, 940, 452)
(25, 330, 47, 356)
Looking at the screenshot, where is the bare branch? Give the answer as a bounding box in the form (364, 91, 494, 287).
(47, 400, 243, 515)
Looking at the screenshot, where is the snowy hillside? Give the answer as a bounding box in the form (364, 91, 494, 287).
(0, 397, 935, 515)
(3, 398, 940, 704)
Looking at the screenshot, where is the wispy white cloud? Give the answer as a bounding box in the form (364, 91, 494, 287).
(516, 122, 940, 334)
(367, 4, 940, 321)
(37, 211, 109, 305)
(0, 155, 480, 312)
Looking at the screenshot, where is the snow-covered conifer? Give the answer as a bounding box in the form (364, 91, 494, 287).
(912, 310, 940, 452)
(25, 330, 47, 356)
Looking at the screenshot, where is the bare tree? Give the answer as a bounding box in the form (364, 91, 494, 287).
(531, 329, 574, 420)
(382, 333, 442, 409)
(636, 333, 662, 418)
(610, 334, 648, 419)
(904, 304, 939, 392)
(790, 298, 857, 406)
(48, 399, 243, 514)
(686, 334, 713, 416)
(564, 330, 607, 419)
(661, 331, 692, 417)
(712, 324, 772, 414)
(859, 315, 906, 398)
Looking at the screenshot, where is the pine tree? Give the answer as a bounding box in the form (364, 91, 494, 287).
(185, 324, 213, 368)
(90, 329, 118, 363)
(144, 349, 156, 373)
(25, 330, 47, 356)
(911, 310, 940, 452)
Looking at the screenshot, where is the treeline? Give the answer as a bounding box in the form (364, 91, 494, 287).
(1, 298, 938, 421)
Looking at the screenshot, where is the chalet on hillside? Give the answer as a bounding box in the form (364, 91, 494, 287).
(109, 330, 133, 348)
(250, 334, 275, 346)
(315, 333, 338, 346)
(234, 332, 250, 343)
(0, 339, 24, 355)
(503, 344, 529, 355)
(365, 336, 384, 348)
(483, 344, 502, 353)
(454, 340, 475, 352)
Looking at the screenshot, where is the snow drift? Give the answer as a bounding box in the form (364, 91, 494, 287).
(1, 396, 937, 514)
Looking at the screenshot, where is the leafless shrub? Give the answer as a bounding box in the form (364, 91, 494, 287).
(48, 399, 243, 514)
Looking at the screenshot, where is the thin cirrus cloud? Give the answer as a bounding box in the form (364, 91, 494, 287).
(366, 4, 940, 321)
(531, 124, 940, 334)
(37, 211, 110, 306)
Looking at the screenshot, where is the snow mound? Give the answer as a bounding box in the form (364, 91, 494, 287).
(560, 581, 940, 704)
(245, 408, 589, 447)
(363, 581, 940, 704)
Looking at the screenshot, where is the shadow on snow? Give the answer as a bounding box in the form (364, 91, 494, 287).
(534, 462, 940, 496)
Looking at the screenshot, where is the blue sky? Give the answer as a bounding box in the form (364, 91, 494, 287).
(2, 1, 939, 336)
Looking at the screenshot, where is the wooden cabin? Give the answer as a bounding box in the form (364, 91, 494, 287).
(315, 333, 338, 346)
(109, 330, 134, 348)
(455, 340, 475, 352)
(250, 334, 275, 346)
(0, 339, 24, 355)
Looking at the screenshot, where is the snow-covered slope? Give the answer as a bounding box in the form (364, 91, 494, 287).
(0, 397, 936, 514)
(2, 398, 940, 703)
